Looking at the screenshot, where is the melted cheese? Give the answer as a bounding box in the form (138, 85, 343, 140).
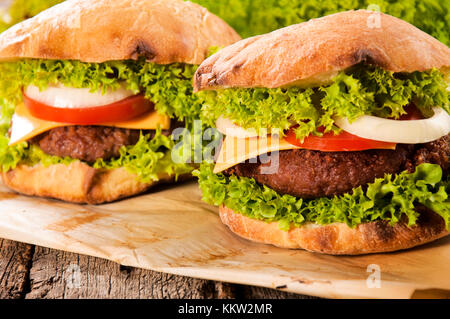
(213, 135, 301, 173)
(9, 103, 171, 146)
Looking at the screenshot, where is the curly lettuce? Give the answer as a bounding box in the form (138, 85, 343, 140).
(93, 131, 193, 182)
(195, 163, 449, 231)
(199, 66, 449, 141)
(192, 0, 450, 45)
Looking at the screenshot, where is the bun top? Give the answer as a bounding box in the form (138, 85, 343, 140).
(0, 0, 241, 64)
(194, 10, 450, 91)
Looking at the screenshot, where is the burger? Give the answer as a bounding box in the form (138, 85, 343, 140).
(194, 10, 450, 255)
(0, 0, 240, 204)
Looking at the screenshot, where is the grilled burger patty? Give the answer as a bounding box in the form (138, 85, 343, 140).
(32, 125, 173, 163)
(29, 118, 183, 163)
(33, 126, 142, 163)
(225, 135, 449, 199)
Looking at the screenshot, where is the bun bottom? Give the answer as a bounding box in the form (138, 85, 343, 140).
(2, 162, 189, 204)
(219, 205, 449, 255)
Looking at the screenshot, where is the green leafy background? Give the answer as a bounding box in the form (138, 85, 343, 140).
(0, 0, 64, 32)
(193, 0, 450, 45)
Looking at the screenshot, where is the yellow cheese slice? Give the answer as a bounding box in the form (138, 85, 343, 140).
(214, 134, 397, 173)
(9, 103, 171, 146)
(213, 135, 301, 173)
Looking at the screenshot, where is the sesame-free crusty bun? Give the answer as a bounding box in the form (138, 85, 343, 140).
(1, 162, 189, 204)
(220, 205, 449, 255)
(0, 0, 241, 64)
(194, 10, 450, 91)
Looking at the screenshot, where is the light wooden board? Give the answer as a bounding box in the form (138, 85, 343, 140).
(0, 181, 448, 299)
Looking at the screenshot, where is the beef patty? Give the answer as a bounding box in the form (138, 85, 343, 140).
(404, 135, 449, 174)
(33, 126, 142, 163)
(225, 135, 449, 199)
(30, 119, 182, 163)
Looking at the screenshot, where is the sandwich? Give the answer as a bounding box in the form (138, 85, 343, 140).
(194, 10, 450, 255)
(0, 0, 240, 204)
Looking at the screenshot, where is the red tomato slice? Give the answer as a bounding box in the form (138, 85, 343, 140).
(285, 128, 396, 152)
(284, 106, 426, 152)
(23, 92, 153, 124)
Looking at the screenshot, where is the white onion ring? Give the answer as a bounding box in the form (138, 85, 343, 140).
(24, 83, 136, 109)
(335, 107, 450, 144)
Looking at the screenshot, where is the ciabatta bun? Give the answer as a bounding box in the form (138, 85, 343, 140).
(1, 162, 189, 204)
(220, 205, 449, 255)
(0, 0, 240, 64)
(194, 10, 450, 91)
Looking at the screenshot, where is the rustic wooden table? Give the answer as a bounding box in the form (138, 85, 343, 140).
(0, 238, 310, 299)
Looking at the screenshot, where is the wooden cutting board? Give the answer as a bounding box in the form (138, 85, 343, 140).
(0, 181, 448, 299)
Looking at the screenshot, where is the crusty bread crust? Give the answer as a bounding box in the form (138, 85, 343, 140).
(220, 205, 449, 255)
(1, 162, 189, 204)
(0, 0, 240, 64)
(194, 10, 450, 91)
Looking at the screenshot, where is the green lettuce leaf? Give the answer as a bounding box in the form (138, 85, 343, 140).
(192, 0, 450, 45)
(93, 130, 193, 182)
(194, 163, 450, 231)
(199, 66, 449, 141)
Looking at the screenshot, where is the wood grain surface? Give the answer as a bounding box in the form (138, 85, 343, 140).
(0, 239, 308, 299)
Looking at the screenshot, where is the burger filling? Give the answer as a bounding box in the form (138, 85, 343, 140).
(195, 64, 450, 231)
(225, 136, 449, 199)
(0, 58, 201, 182)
